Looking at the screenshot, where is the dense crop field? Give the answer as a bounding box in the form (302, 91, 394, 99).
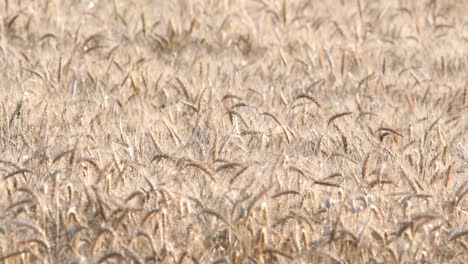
(0, 0, 467, 263)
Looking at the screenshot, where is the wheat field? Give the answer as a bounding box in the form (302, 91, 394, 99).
(0, 0, 467, 263)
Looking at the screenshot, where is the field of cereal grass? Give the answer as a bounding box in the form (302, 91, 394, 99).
(0, 0, 467, 263)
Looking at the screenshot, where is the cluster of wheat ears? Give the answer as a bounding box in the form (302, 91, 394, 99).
(0, 0, 467, 263)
